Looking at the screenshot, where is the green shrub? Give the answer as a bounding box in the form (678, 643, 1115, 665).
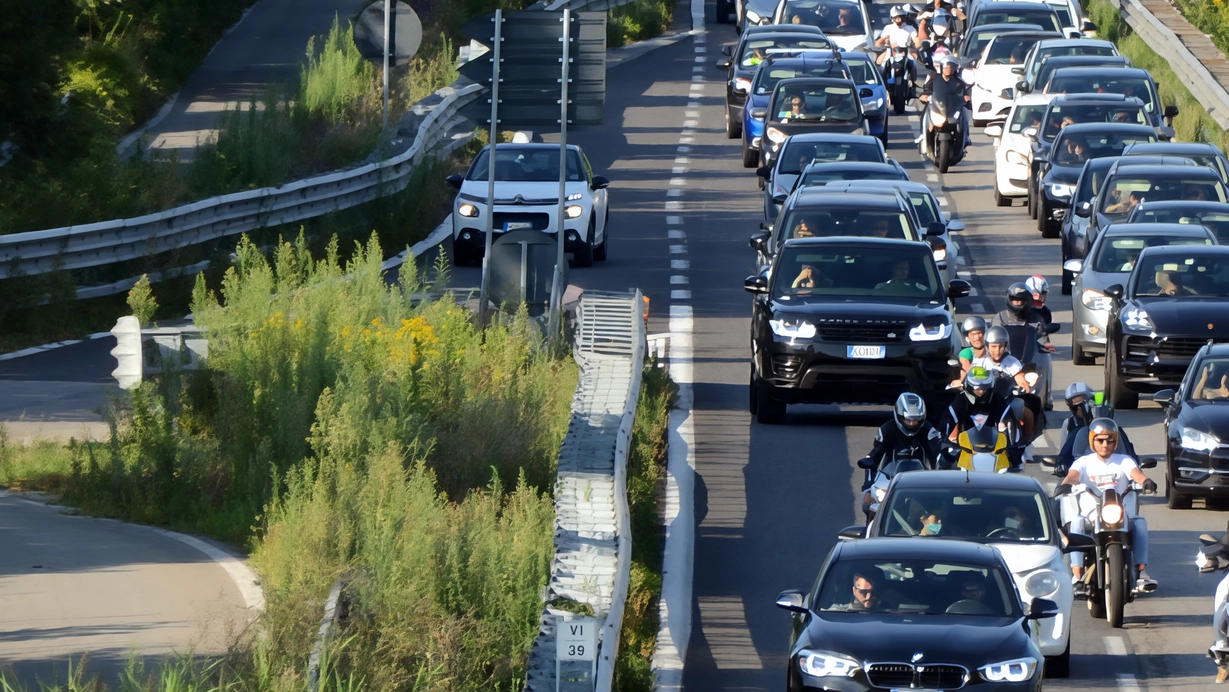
(301, 19, 379, 125)
(608, 0, 675, 48)
(127, 274, 158, 327)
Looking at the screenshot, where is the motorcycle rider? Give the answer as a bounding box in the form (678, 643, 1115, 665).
(876, 6, 920, 82)
(918, 0, 966, 42)
(862, 392, 945, 491)
(919, 55, 971, 151)
(1057, 418, 1158, 597)
(1025, 275, 1053, 326)
(1055, 384, 1138, 473)
(993, 282, 1055, 409)
(973, 326, 1037, 453)
(943, 367, 1022, 469)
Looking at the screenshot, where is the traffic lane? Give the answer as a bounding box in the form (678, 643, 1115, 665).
(0, 339, 116, 442)
(939, 123, 1222, 687)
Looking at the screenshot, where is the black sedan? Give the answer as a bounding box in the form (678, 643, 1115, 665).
(1155, 342, 1229, 509)
(1103, 245, 1229, 408)
(1127, 200, 1229, 243)
(1035, 122, 1155, 238)
(777, 538, 1054, 691)
(745, 237, 969, 423)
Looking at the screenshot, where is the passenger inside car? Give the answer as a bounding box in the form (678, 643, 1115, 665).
(1194, 360, 1229, 400)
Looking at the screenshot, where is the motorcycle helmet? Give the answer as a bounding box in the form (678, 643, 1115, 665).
(1087, 417, 1119, 452)
(895, 392, 928, 436)
(891, 5, 907, 18)
(1064, 382, 1095, 428)
(936, 54, 957, 71)
(1025, 275, 1049, 306)
(964, 366, 995, 405)
(961, 315, 986, 336)
(984, 325, 1009, 345)
(1006, 282, 1032, 318)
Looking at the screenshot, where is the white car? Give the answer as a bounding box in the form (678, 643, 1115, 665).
(985, 93, 1055, 206)
(770, 0, 874, 52)
(447, 143, 610, 267)
(967, 0, 1085, 36)
(967, 31, 1057, 125)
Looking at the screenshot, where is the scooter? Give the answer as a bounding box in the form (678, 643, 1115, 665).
(1003, 322, 1059, 416)
(886, 46, 914, 115)
(860, 454, 928, 521)
(1197, 524, 1229, 681)
(920, 85, 966, 173)
(946, 414, 1011, 472)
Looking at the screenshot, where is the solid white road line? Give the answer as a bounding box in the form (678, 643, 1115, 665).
(1105, 636, 1128, 656)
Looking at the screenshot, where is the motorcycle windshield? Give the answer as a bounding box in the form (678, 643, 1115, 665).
(895, 459, 926, 473)
(966, 424, 999, 453)
(929, 91, 960, 118)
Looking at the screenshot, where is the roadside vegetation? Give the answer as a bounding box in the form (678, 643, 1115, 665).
(608, 0, 677, 48)
(1170, 0, 1229, 61)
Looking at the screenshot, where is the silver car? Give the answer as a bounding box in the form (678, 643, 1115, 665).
(1064, 223, 1215, 365)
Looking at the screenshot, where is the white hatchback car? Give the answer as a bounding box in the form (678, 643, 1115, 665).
(985, 93, 1056, 206)
(447, 143, 610, 267)
(968, 31, 1058, 126)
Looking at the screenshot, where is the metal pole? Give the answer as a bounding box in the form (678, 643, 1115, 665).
(381, 0, 391, 135)
(519, 241, 529, 306)
(547, 9, 571, 342)
(478, 10, 502, 327)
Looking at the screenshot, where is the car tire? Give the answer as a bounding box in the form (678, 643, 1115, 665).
(1039, 201, 1060, 238)
(748, 368, 759, 415)
(1166, 474, 1193, 510)
(755, 382, 786, 424)
(1028, 180, 1038, 219)
(1072, 340, 1094, 366)
(879, 116, 889, 149)
(715, 0, 733, 23)
(742, 138, 759, 168)
(1045, 637, 1071, 678)
(1105, 346, 1140, 409)
(726, 109, 740, 139)
(594, 213, 609, 262)
(573, 220, 595, 267)
(994, 186, 1010, 207)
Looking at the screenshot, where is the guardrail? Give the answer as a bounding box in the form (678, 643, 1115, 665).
(1110, 0, 1229, 130)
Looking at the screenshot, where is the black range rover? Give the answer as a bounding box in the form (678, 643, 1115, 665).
(746, 237, 971, 423)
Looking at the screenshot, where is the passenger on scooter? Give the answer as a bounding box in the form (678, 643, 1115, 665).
(919, 56, 971, 149)
(1057, 418, 1158, 597)
(957, 316, 987, 378)
(876, 6, 920, 79)
(1025, 275, 1053, 326)
(993, 282, 1055, 409)
(1055, 383, 1138, 473)
(973, 326, 1037, 443)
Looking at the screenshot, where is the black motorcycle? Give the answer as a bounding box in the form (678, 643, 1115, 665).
(885, 46, 913, 115)
(922, 87, 965, 173)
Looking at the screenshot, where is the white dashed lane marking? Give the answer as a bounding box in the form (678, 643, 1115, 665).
(672, 259, 690, 269)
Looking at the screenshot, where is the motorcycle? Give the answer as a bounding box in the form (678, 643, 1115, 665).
(1197, 524, 1229, 680)
(886, 46, 914, 115)
(946, 413, 1011, 472)
(858, 452, 930, 521)
(1003, 322, 1058, 416)
(920, 85, 966, 173)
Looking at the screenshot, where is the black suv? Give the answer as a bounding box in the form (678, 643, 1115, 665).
(745, 237, 970, 423)
(1102, 245, 1229, 408)
(1080, 161, 1227, 247)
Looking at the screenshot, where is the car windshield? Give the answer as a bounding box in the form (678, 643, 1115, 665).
(1042, 104, 1149, 142)
(467, 148, 584, 182)
(1027, 44, 1117, 80)
(1130, 251, 1229, 297)
(1092, 236, 1212, 273)
(1050, 3, 1074, 26)
(1074, 160, 1113, 204)
(1046, 76, 1157, 113)
(1100, 176, 1227, 219)
(772, 83, 860, 121)
(984, 35, 1044, 65)
(800, 167, 907, 186)
(843, 56, 882, 85)
(773, 244, 942, 300)
(740, 38, 834, 68)
(756, 62, 849, 94)
(1008, 103, 1049, 134)
(778, 140, 885, 173)
(965, 29, 1018, 59)
(880, 487, 1052, 544)
(1052, 130, 1155, 165)
(783, 0, 866, 35)
(778, 209, 912, 241)
(976, 10, 1061, 33)
(1132, 209, 1229, 242)
(1191, 357, 1229, 400)
(906, 191, 941, 226)
(816, 558, 1017, 617)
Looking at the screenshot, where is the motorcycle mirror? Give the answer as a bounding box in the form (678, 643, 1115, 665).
(1026, 598, 1061, 619)
(1063, 531, 1096, 553)
(1139, 456, 1159, 469)
(947, 219, 965, 232)
(838, 525, 866, 541)
(775, 589, 808, 612)
(1045, 322, 1060, 334)
(856, 456, 876, 469)
(983, 124, 1004, 138)
(1152, 389, 1176, 407)
(947, 279, 972, 299)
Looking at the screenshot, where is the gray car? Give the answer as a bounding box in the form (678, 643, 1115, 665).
(758, 133, 887, 221)
(1064, 223, 1216, 365)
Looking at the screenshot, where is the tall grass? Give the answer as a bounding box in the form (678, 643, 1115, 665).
(608, 0, 676, 48)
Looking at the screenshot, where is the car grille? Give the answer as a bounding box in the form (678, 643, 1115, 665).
(772, 355, 803, 376)
(814, 319, 908, 343)
(1124, 336, 1217, 360)
(492, 212, 550, 231)
(866, 663, 967, 690)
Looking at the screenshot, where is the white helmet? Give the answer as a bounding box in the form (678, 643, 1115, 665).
(891, 5, 907, 17)
(936, 55, 958, 70)
(1025, 274, 1049, 295)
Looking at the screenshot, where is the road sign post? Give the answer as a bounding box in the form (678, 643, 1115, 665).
(555, 615, 596, 692)
(478, 10, 504, 328)
(548, 9, 572, 344)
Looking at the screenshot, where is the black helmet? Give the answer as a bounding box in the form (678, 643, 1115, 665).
(961, 315, 986, 336)
(964, 366, 995, 406)
(1064, 382, 1095, 428)
(1087, 417, 1119, 452)
(1006, 282, 1032, 319)
(895, 392, 928, 436)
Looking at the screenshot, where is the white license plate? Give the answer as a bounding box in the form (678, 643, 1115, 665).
(847, 345, 886, 359)
(503, 221, 534, 231)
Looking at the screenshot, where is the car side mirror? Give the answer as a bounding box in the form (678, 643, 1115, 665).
(948, 279, 972, 298)
(947, 219, 965, 232)
(749, 232, 770, 254)
(776, 589, 808, 612)
(1074, 201, 1092, 218)
(744, 275, 769, 294)
(772, 193, 789, 205)
(983, 124, 1004, 138)
(750, 108, 767, 120)
(1164, 104, 1180, 119)
(926, 221, 946, 237)
(716, 59, 731, 69)
(1139, 456, 1160, 469)
(1082, 19, 1098, 32)
(445, 173, 464, 189)
(1063, 532, 1097, 553)
(722, 45, 732, 56)
(838, 525, 866, 541)
(1104, 284, 1124, 299)
(1063, 258, 1084, 273)
(1153, 388, 1176, 407)
(1022, 126, 1038, 139)
(1027, 598, 1061, 619)
(756, 164, 773, 178)
(859, 87, 874, 99)
(591, 175, 610, 190)
(856, 456, 876, 469)
(760, 221, 772, 231)
(1011, 66, 1026, 75)
(1016, 81, 1030, 93)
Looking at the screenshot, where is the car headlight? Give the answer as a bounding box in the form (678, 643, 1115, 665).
(798, 650, 860, 678)
(566, 192, 584, 201)
(933, 246, 947, 262)
(863, 97, 884, 110)
(1123, 307, 1153, 332)
(1006, 150, 1029, 166)
(980, 658, 1037, 683)
(734, 77, 752, 93)
(1100, 502, 1124, 525)
(458, 202, 480, 218)
(874, 487, 887, 502)
(1080, 289, 1112, 311)
(766, 127, 787, 144)
(565, 205, 584, 219)
(770, 319, 816, 339)
(1023, 570, 1060, 598)
(745, 9, 762, 22)
(1049, 183, 1076, 198)
(908, 321, 952, 342)
(1181, 427, 1219, 452)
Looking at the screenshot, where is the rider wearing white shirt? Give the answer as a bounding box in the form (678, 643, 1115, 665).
(1058, 418, 1158, 596)
(876, 6, 920, 73)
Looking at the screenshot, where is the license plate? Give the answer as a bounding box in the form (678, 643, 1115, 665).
(847, 345, 886, 359)
(502, 221, 534, 231)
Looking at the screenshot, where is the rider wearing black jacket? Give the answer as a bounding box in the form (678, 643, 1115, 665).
(991, 282, 1054, 350)
(943, 366, 1018, 444)
(864, 393, 946, 487)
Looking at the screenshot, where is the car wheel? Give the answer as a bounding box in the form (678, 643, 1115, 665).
(1072, 340, 1093, 366)
(879, 116, 889, 149)
(572, 220, 595, 267)
(1105, 345, 1139, 409)
(1166, 474, 1193, 510)
(1028, 180, 1038, 219)
(726, 109, 740, 139)
(755, 382, 786, 424)
(993, 186, 1010, 207)
(748, 367, 759, 415)
(1045, 637, 1071, 678)
(742, 138, 759, 168)
(594, 213, 608, 262)
(452, 239, 475, 267)
(1039, 202, 1060, 238)
(715, 0, 732, 22)
(1061, 255, 1073, 294)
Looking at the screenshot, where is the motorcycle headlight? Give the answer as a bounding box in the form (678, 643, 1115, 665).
(980, 658, 1037, 683)
(1100, 502, 1124, 525)
(1080, 289, 1112, 311)
(770, 319, 817, 339)
(566, 192, 584, 201)
(458, 203, 480, 218)
(1198, 550, 1211, 570)
(1023, 570, 1060, 598)
(565, 205, 584, 219)
(1006, 150, 1029, 166)
(909, 321, 952, 342)
(1181, 427, 1219, 452)
(1049, 183, 1076, 198)
(734, 77, 752, 93)
(766, 127, 787, 144)
(798, 650, 860, 678)
(931, 112, 948, 127)
(1123, 307, 1153, 332)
